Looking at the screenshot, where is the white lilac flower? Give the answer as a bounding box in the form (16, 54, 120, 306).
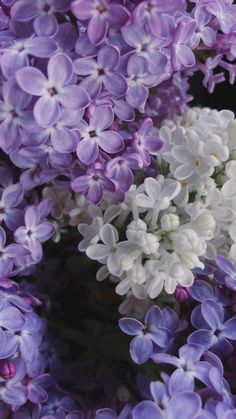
(222, 160, 236, 199)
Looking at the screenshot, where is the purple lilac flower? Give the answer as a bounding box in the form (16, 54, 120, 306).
(122, 24, 168, 76)
(0, 226, 29, 278)
(152, 343, 212, 387)
(126, 55, 162, 112)
(131, 118, 164, 168)
(74, 45, 127, 99)
(106, 157, 134, 193)
(205, 0, 236, 35)
(0, 182, 24, 230)
(188, 299, 236, 358)
(16, 53, 90, 127)
(133, 0, 183, 37)
(194, 5, 216, 46)
(14, 205, 55, 262)
(11, 0, 72, 36)
(71, 162, 116, 204)
(0, 77, 34, 154)
(215, 255, 236, 290)
(169, 19, 196, 71)
(71, 0, 130, 45)
(119, 306, 170, 364)
(132, 390, 201, 419)
(76, 105, 124, 165)
(0, 35, 58, 79)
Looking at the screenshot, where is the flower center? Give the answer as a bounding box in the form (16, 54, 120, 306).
(89, 130, 97, 138)
(194, 159, 200, 167)
(97, 4, 107, 13)
(48, 87, 57, 97)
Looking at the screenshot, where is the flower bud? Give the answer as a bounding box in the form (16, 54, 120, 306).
(0, 361, 16, 380)
(161, 214, 179, 231)
(174, 285, 191, 302)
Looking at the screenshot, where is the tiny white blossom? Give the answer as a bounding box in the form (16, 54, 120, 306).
(160, 213, 180, 231)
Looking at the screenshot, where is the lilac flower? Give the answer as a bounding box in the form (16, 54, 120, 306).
(71, 0, 130, 45)
(14, 205, 55, 262)
(132, 391, 201, 419)
(11, 0, 72, 36)
(16, 53, 90, 127)
(188, 299, 236, 358)
(76, 105, 124, 165)
(215, 256, 236, 290)
(122, 24, 168, 76)
(0, 35, 58, 79)
(119, 306, 170, 364)
(0, 358, 28, 406)
(194, 6, 216, 46)
(106, 157, 134, 193)
(71, 163, 116, 204)
(126, 55, 162, 112)
(133, 0, 183, 37)
(0, 227, 29, 277)
(205, 0, 236, 35)
(0, 183, 24, 231)
(152, 343, 212, 387)
(74, 45, 127, 99)
(131, 118, 164, 168)
(0, 77, 34, 153)
(170, 19, 196, 71)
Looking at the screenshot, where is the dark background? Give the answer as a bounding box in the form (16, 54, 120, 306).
(190, 72, 236, 112)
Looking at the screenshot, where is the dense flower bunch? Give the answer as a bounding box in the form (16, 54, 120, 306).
(0, 0, 236, 417)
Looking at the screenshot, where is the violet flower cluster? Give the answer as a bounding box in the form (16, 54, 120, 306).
(1, 0, 236, 418)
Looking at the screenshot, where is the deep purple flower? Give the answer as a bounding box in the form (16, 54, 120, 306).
(174, 285, 191, 302)
(74, 45, 127, 99)
(76, 105, 124, 165)
(188, 299, 236, 358)
(71, 162, 116, 204)
(119, 306, 170, 364)
(11, 0, 72, 36)
(131, 118, 164, 168)
(16, 53, 90, 127)
(71, 0, 130, 45)
(14, 205, 55, 261)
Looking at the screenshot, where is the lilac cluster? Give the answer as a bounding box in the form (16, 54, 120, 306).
(101, 256, 236, 418)
(0, 0, 235, 205)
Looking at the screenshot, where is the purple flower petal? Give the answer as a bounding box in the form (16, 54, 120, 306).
(108, 4, 130, 28)
(88, 14, 108, 45)
(58, 86, 90, 110)
(104, 73, 127, 96)
(167, 392, 201, 419)
(223, 317, 236, 340)
(51, 127, 78, 153)
(77, 138, 99, 165)
(90, 105, 113, 130)
(16, 67, 47, 96)
(0, 307, 25, 331)
(34, 13, 58, 36)
(71, 0, 94, 20)
(179, 344, 203, 364)
(11, 0, 38, 21)
(1, 51, 29, 79)
(35, 222, 55, 242)
(48, 53, 73, 86)
(201, 299, 224, 330)
(98, 131, 124, 154)
(130, 335, 153, 364)
(188, 330, 214, 350)
(98, 45, 120, 69)
(119, 318, 144, 336)
(1, 183, 24, 208)
(26, 36, 58, 58)
(74, 57, 97, 75)
(34, 96, 60, 127)
(132, 401, 163, 419)
(145, 305, 162, 329)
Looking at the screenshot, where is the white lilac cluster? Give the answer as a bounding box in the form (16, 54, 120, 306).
(45, 108, 236, 300)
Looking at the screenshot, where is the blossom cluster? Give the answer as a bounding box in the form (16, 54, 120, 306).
(1, 0, 236, 418)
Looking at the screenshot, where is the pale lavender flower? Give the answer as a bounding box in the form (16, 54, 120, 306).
(76, 105, 124, 165)
(131, 118, 164, 167)
(11, 0, 72, 36)
(71, 0, 130, 45)
(14, 205, 55, 261)
(71, 162, 116, 204)
(74, 45, 127, 99)
(16, 53, 90, 127)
